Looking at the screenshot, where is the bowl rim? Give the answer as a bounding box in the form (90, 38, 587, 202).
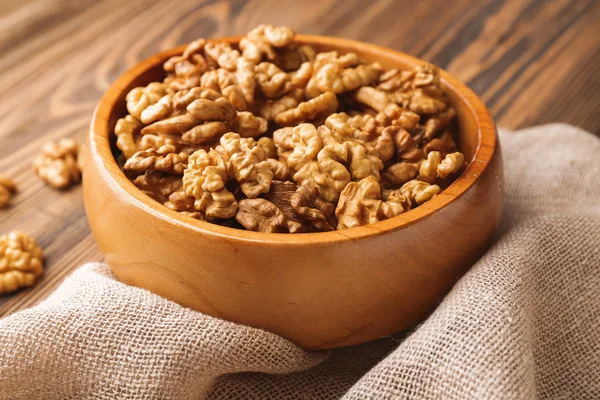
(89, 34, 497, 246)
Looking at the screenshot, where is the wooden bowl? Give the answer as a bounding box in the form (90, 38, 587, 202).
(84, 35, 503, 350)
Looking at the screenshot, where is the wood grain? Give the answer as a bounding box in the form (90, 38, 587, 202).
(1, 0, 598, 316)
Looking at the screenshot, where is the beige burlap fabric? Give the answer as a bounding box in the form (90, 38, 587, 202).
(1, 124, 599, 399)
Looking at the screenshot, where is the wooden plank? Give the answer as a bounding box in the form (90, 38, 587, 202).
(1, 0, 599, 314)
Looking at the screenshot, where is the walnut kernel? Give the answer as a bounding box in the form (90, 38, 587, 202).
(0, 175, 17, 208)
(0, 232, 44, 294)
(33, 138, 81, 189)
(275, 92, 339, 126)
(437, 152, 465, 179)
(335, 176, 410, 230)
(400, 179, 440, 205)
(124, 145, 188, 176)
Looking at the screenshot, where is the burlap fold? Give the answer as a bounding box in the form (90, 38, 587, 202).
(1, 124, 599, 399)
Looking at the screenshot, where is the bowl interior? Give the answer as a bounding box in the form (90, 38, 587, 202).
(92, 35, 496, 245)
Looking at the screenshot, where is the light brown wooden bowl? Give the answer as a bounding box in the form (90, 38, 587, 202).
(84, 35, 503, 350)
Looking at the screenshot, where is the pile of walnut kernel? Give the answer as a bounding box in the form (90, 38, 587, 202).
(115, 25, 466, 233)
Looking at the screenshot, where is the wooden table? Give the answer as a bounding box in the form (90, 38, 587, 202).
(1, 0, 599, 315)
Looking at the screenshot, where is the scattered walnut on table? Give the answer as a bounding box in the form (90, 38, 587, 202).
(0, 174, 17, 208)
(0, 231, 44, 294)
(33, 138, 81, 189)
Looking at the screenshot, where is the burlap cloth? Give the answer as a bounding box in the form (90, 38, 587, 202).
(1, 124, 599, 399)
